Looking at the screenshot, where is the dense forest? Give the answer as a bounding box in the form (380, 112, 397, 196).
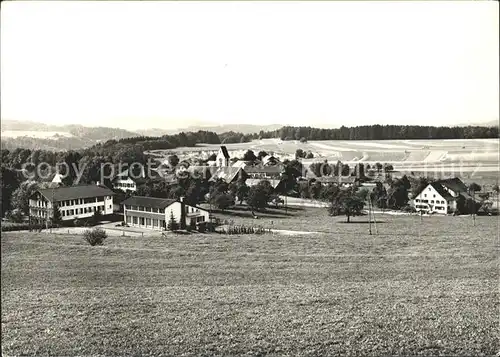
(257, 125, 499, 141)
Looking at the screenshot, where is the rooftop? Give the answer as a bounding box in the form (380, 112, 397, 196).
(38, 184, 114, 202)
(122, 196, 177, 209)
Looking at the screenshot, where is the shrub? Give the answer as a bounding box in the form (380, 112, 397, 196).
(83, 228, 107, 246)
(402, 205, 417, 213)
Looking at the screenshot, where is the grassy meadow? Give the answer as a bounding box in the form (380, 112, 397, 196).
(2, 212, 499, 356)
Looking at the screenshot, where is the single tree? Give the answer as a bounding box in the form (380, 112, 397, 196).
(295, 149, 305, 159)
(329, 187, 365, 223)
(213, 193, 234, 211)
(167, 211, 179, 231)
(52, 204, 62, 225)
(468, 182, 482, 192)
(257, 151, 268, 160)
(92, 209, 102, 225)
(243, 150, 257, 162)
(247, 181, 273, 211)
(168, 154, 180, 167)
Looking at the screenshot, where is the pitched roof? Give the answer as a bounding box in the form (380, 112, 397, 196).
(436, 178, 468, 194)
(244, 165, 283, 175)
(38, 184, 114, 202)
(246, 178, 282, 189)
(209, 167, 244, 183)
(122, 196, 176, 209)
(51, 173, 63, 184)
(219, 146, 230, 158)
(429, 182, 455, 200)
(232, 160, 249, 169)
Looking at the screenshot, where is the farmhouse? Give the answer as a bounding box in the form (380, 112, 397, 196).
(244, 165, 283, 180)
(29, 184, 114, 221)
(209, 167, 246, 184)
(122, 196, 209, 230)
(413, 178, 471, 214)
(216, 146, 230, 167)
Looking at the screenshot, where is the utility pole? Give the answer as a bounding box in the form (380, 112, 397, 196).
(368, 197, 372, 235)
(49, 187, 55, 233)
(472, 189, 476, 227)
(372, 198, 378, 234)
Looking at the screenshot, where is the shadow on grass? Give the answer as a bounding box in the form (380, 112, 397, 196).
(338, 220, 387, 224)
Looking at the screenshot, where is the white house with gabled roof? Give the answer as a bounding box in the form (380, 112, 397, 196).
(413, 178, 471, 214)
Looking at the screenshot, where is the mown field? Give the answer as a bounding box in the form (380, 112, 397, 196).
(156, 138, 499, 168)
(2, 213, 499, 356)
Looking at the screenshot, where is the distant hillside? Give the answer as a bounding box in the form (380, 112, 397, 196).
(136, 124, 283, 136)
(454, 119, 499, 128)
(1, 120, 140, 151)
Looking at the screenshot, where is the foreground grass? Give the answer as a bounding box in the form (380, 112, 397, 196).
(2, 215, 499, 356)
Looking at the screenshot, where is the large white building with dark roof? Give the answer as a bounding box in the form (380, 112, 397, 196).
(29, 184, 114, 222)
(413, 178, 472, 214)
(122, 196, 209, 230)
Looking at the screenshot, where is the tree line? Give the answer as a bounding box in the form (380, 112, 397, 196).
(258, 125, 499, 141)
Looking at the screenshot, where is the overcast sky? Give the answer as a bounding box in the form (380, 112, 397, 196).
(1, 1, 498, 130)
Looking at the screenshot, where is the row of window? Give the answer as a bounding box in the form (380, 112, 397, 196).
(59, 197, 106, 207)
(186, 206, 200, 214)
(61, 206, 105, 217)
(125, 205, 163, 213)
(415, 205, 446, 211)
(32, 210, 47, 218)
(34, 200, 48, 207)
(126, 215, 164, 227)
(415, 199, 446, 204)
(115, 182, 135, 188)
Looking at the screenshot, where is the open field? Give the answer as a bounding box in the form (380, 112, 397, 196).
(151, 138, 499, 171)
(2, 212, 498, 356)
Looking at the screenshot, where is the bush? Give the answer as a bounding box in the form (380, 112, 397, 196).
(83, 228, 107, 246)
(402, 205, 417, 213)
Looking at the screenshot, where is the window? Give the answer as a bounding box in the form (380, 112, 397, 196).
(424, 194, 427, 197)
(416, 199, 420, 202)
(131, 205, 137, 210)
(197, 216, 205, 222)
(97, 196, 104, 202)
(431, 200, 434, 203)
(153, 219, 158, 227)
(80, 208, 83, 214)
(140, 217, 145, 226)
(146, 218, 151, 226)
(138, 206, 144, 211)
(146, 207, 151, 212)
(126, 216, 131, 223)
(133, 216, 138, 224)
(62, 211, 66, 216)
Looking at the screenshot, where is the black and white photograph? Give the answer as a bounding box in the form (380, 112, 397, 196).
(1, 1, 499, 356)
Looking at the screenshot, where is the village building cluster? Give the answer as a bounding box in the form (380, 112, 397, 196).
(27, 145, 482, 231)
